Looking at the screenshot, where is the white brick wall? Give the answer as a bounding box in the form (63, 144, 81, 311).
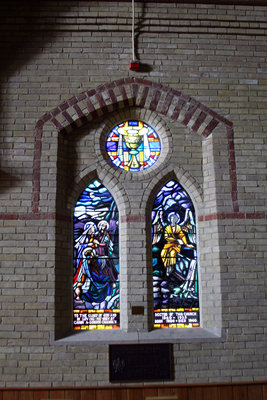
(0, 0, 267, 387)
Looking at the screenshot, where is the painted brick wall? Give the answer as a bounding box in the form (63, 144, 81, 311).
(0, 0, 267, 387)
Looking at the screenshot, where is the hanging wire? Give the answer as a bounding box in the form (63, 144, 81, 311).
(132, 0, 135, 60)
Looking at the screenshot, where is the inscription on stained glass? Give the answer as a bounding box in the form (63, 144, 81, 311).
(151, 180, 199, 328)
(106, 120, 161, 172)
(73, 180, 119, 330)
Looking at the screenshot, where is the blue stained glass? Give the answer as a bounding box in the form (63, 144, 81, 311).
(107, 141, 117, 152)
(73, 180, 119, 330)
(151, 179, 199, 328)
(106, 120, 161, 172)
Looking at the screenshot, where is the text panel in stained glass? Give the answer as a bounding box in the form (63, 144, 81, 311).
(151, 179, 199, 328)
(106, 120, 161, 172)
(73, 180, 119, 330)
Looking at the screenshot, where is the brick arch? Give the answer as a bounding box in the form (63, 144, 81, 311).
(36, 77, 232, 136)
(34, 77, 237, 213)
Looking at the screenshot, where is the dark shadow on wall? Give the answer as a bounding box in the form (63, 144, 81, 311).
(0, 0, 70, 196)
(0, 170, 21, 194)
(54, 121, 100, 339)
(134, 2, 146, 62)
(54, 133, 73, 340)
(0, 0, 60, 76)
(133, 2, 153, 73)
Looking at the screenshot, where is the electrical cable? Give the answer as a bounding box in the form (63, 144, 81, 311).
(132, 0, 135, 61)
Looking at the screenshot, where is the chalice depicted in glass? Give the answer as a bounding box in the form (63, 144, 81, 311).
(118, 121, 149, 169)
(106, 120, 161, 172)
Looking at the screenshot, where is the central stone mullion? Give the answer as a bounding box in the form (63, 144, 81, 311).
(120, 214, 148, 333)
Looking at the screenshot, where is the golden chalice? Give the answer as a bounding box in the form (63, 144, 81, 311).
(118, 121, 148, 169)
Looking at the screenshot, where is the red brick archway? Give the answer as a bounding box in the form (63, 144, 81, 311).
(34, 77, 237, 214)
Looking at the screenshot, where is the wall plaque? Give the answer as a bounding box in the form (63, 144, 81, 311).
(109, 343, 173, 382)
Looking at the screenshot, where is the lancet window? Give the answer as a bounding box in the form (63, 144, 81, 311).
(151, 179, 199, 328)
(73, 180, 119, 330)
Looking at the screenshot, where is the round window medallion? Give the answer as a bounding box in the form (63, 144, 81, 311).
(106, 120, 161, 172)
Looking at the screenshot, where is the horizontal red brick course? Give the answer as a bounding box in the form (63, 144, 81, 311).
(1, 213, 266, 222)
(198, 212, 267, 222)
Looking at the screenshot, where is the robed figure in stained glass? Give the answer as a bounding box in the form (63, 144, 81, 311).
(73, 220, 118, 304)
(73, 180, 119, 330)
(151, 180, 199, 328)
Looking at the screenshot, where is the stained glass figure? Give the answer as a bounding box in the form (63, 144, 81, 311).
(151, 180, 199, 328)
(106, 120, 161, 172)
(73, 180, 119, 330)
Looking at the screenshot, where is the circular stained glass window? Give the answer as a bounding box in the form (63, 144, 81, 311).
(106, 120, 161, 172)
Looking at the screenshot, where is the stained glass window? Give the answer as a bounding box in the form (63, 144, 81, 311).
(73, 180, 119, 330)
(106, 120, 161, 172)
(151, 180, 199, 328)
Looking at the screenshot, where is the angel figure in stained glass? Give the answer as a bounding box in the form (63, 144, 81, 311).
(161, 213, 194, 277)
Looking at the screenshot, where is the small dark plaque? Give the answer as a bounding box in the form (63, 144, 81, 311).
(109, 343, 173, 382)
(131, 306, 144, 315)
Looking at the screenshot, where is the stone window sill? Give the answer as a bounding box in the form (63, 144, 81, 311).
(52, 327, 223, 345)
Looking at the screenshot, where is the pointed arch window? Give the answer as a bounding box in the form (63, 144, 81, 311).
(151, 179, 199, 328)
(73, 180, 119, 330)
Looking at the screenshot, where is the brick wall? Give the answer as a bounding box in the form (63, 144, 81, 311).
(0, 0, 266, 387)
